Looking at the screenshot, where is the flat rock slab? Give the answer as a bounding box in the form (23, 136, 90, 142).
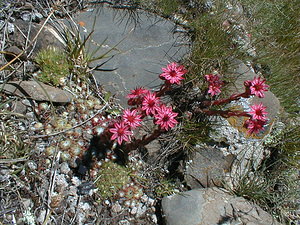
(162, 188, 282, 225)
(1, 81, 73, 103)
(73, 7, 189, 106)
(184, 146, 234, 188)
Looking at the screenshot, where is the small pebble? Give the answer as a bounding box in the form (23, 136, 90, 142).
(26, 161, 37, 170)
(130, 200, 136, 208)
(60, 162, 70, 174)
(148, 197, 155, 206)
(77, 182, 95, 196)
(130, 206, 137, 215)
(136, 203, 147, 217)
(151, 214, 158, 223)
(36, 209, 46, 224)
(71, 177, 81, 186)
(111, 202, 122, 213)
(141, 194, 148, 202)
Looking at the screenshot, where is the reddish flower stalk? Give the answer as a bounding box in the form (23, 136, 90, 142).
(125, 128, 164, 152)
(155, 83, 171, 97)
(201, 90, 251, 107)
(195, 108, 250, 118)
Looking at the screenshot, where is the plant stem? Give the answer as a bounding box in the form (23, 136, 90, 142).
(125, 128, 163, 152)
(202, 86, 251, 107)
(194, 108, 250, 118)
(156, 83, 171, 97)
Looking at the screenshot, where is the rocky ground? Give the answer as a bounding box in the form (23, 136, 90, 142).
(0, 0, 299, 225)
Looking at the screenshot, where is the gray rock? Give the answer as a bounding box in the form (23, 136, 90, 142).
(184, 146, 235, 188)
(226, 60, 281, 133)
(10, 20, 64, 57)
(11, 100, 28, 114)
(227, 59, 256, 94)
(4, 46, 27, 61)
(72, 7, 190, 106)
(162, 188, 282, 225)
(1, 81, 73, 103)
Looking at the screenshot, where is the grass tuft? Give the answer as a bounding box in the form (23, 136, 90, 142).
(242, 0, 300, 114)
(227, 159, 299, 223)
(35, 46, 70, 86)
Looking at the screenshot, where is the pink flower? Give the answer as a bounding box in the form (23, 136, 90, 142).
(208, 84, 222, 96)
(160, 62, 187, 84)
(109, 121, 132, 145)
(205, 74, 220, 83)
(142, 92, 161, 116)
(244, 119, 266, 134)
(126, 87, 149, 99)
(205, 73, 223, 96)
(122, 109, 142, 129)
(250, 76, 269, 98)
(154, 104, 178, 130)
(249, 103, 268, 121)
(127, 87, 150, 106)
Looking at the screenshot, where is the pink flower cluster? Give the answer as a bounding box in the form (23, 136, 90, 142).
(203, 73, 270, 135)
(204, 73, 223, 96)
(109, 62, 186, 145)
(245, 103, 268, 134)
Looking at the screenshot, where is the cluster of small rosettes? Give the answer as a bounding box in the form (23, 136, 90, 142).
(45, 138, 86, 166)
(33, 96, 108, 165)
(109, 62, 187, 145)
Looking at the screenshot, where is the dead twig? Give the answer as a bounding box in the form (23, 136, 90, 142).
(43, 150, 61, 225)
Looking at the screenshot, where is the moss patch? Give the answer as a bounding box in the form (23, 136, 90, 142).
(95, 161, 132, 199)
